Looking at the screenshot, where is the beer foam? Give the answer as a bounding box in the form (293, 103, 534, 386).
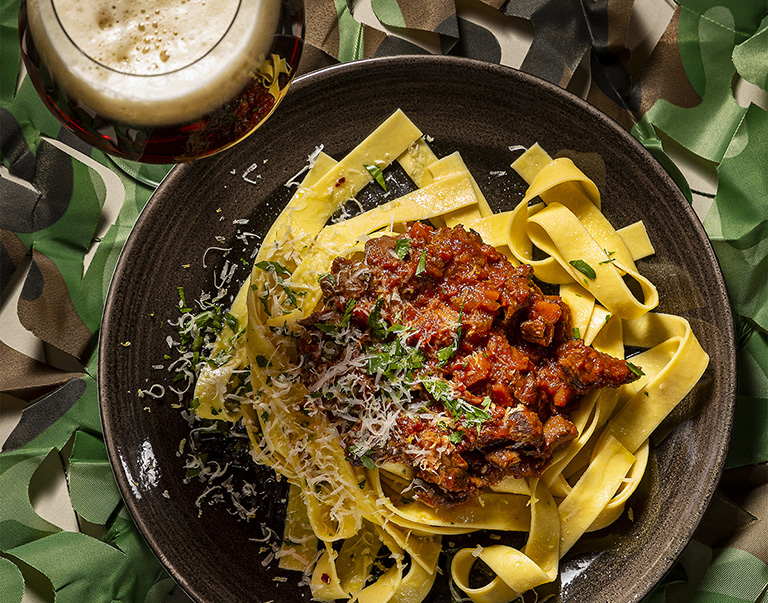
(27, 0, 280, 126)
(53, 0, 238, 76)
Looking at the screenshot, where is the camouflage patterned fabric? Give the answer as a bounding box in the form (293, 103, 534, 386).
(1, 0, 766, 601)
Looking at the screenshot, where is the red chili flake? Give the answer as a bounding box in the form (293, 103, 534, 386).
(321, 573, 331, 584)
(334, 177, 346, 187)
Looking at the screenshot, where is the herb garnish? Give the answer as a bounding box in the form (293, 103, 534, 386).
(395, 238, 411, 260)
(569, 259, 597, 279)
(437, 307, 463, 367)
(255, 260, 303, 309)
(627, 362, 645, 377)
(254, 260, 292, 278)
(317, 299, 356, 336)
(422, 377, 492, 430)
(177, 286, 192, 313)
(363, 163, 387, 191)
(368, 298, 386, 339)
(366, 338, 425, 379)
(416, 249, 427, 275)
(349, 443, 376, 469)
(315, 299, 357, 335)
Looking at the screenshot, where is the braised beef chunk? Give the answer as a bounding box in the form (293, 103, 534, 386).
(542, 415, 579, 453)
(412, 430, 470, 492)
(298, 223, 639, 507)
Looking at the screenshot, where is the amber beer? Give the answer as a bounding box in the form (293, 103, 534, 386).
(20, 0, 303, 162)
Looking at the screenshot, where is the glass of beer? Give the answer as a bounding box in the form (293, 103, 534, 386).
(19, 0, 303, 163)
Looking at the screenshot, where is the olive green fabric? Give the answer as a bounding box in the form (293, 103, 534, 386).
(1, 1, 766, 602)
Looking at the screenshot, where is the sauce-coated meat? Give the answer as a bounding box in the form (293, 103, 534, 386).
(298, 223, 638, 506)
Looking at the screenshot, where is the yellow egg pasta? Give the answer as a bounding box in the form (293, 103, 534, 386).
(190, 111, 709, 603)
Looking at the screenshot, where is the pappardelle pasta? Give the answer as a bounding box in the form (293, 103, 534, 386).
(189, 110, 708, 602)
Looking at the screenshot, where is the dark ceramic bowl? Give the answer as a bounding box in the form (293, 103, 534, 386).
(99, 56, 736, 603)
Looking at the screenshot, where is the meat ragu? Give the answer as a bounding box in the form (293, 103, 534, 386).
(297, 222, 639, 507)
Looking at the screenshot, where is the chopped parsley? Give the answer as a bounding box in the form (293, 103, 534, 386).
(366, 338, 425, 379)
(257, 285, 272, 316)
(254, 261, 303, 310)
(449, 399, 492, 430)
(573, 327, 581, 339)
(422, 377, 492, 430)
(421, 376, 452, 402)
(224, 312, 239, 333)
(569, 259, 597, 280)
(395, 238, 411, 260)
(177, 286, 191, 313)
(319, 272, 336, 286)
(254, 260, 291, 278)
(341, 299, 356, 328)
(368, 298, 386, 339)
(363, 163, 387, 191)
(437, 308, 463, 367)
(281, 284, 304, 309)
(627, 362, 645, 377)
(318, 299, 356, 336)
(348, 444, 376, 469)
(436, 340, 458, 367)
(416, 249, 427, 275)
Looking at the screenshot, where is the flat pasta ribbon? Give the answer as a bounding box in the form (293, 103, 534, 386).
(450, 479, 559, 603)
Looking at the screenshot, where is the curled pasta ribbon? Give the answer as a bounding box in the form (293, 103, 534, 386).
(310, 522, 442, 603)
(525, 202, 658, 319)
(507, 199, 571, 283)
(607, 313, 710, 453)
(450, 480, 559, 603)
(511, 146, 639, 270)
(507, 148, 659, 318)
(586, 439, 649, 532)
(253, 394, 362, 542)
(558, 434, 636, 556)
(524, 158, 636, 271)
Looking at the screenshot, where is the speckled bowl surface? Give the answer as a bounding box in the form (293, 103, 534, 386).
(99, 56, 736, 603)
